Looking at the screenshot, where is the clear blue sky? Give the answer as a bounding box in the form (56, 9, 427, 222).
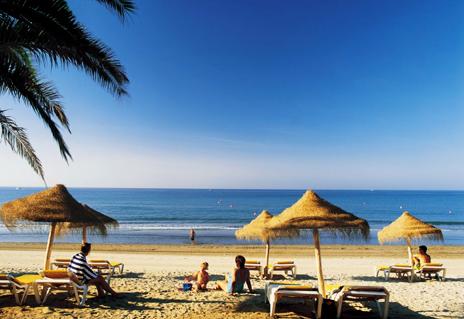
(1, 0, 463, 189)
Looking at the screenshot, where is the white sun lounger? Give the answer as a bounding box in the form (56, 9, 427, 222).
(416, 263, 446, 281)
(269, 261, 297, 279)
(329, 285, 390, 319)
(265, 282, 322, 319)
(0, 274, 42, 305)
(376, 264, 413, 282)
(33, 271, 91, 305)
(244, 260, 262, 277)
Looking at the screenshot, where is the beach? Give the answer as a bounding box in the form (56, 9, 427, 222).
(1, 244, 463, 318)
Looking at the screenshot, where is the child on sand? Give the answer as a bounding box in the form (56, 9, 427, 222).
(185, 261, 209, 291)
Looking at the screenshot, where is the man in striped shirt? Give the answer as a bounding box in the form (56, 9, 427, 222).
(68, 243, 119, 298)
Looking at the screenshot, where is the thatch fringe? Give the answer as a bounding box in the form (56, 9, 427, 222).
(378, 211, 443, 244)
(235, 210, 299, 242)
(266, 190, 370, 240)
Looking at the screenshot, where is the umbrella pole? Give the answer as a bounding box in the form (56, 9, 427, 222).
(406, 238, 413, 266)
(313, 228, 326, 297)
(82, 226, 87, 244)
(44, 222, 57, 270)
(264, 239, 270, 277)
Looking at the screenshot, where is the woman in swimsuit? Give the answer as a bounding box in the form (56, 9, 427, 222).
(216, 255, 253, 294)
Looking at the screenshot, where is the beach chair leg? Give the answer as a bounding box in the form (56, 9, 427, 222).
(336, 298, 343, 319)
(33, 283, 41, 304)
(41, 286, 52, 305)
(19, 285, 30, 305)
(11, 285, 20, 305)
(383, 296, 389, 319)
(120, 264, 125, 274)
(315, 296, 322, 319)
(442, 269, 446, 281)
(270, 297, 278, 317)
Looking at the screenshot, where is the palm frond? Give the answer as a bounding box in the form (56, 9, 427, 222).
(0, 0, 129, 97)
(0, 49, 71, 161)
(0, 109, 44, 180)
(95, 0, 136, 21)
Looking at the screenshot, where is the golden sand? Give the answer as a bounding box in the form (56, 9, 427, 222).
(0, 244, 463, 318)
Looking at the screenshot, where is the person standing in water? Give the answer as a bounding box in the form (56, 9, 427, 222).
(190, 228, 196, 244)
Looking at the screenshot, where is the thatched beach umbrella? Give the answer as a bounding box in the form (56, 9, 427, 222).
(378, 211, 443, 265)
(235, 210, 299, 275)
(0, 184, 110, 269)
(56, 204, 119, 243)
(267, 190, 369, 296)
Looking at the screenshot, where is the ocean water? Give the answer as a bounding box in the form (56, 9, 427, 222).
(0, 188, 463, 245)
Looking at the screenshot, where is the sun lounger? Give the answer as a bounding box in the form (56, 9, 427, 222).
(89, 260, 125, 277)
(51, 258, 71, 269)
(416, 263, 446, 281)
(265, 281, 322, 319)
(0, 273, 42, 305)
(33, 270, 90, 305)
(244, 260, 262, 276)
(52, 258, 124, 277)
(376, 264, 413, 282)
(269, 261, 297, 279)
(328, 285, 390, 319)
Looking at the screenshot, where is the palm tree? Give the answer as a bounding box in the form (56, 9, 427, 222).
(0, 0, 135, 180)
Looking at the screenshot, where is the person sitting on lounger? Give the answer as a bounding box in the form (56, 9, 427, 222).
(68, 243, 119, 298)
(413, 245, 431, 268)
(215, 255, 253, 294)
(185, 261, 210, 291)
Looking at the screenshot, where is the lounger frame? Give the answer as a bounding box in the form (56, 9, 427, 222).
(330, 287, 389, 319)
(269, 263, 297, 279)
(265, 282, 322, 319)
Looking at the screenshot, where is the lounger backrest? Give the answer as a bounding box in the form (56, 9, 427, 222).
(344, 286, 387, 293)
(90, 260, 110, 263)
(277, 285, 313, 291)
(423, 263, 443, 267)
(43, 270, 70, 279)
(245, 260, 260, 264)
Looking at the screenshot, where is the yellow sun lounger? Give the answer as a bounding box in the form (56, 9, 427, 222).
(51, 258, 71, 269)
(269, 261, 297, 279)
(244, 260, 262, 276)
(52, 258, 124, 277)
(416, 263, 446, 281)
(33, 270, 90, 306)
(265, 282, 322, 319)
(376, 264, 413, 282)
(0, 273, 42, 305)
(328, 285, 390, 319)
(89, 260, 125, 276)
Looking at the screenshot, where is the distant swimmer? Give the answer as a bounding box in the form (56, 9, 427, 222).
(190, 228, 196, 244)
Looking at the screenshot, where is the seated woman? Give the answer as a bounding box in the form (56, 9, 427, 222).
(215, 255, 253, 294)
(185, 262, 210, 291)
(413, 245, 431, 269)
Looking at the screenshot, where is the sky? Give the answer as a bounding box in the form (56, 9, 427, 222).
(1, 0, 463, 189)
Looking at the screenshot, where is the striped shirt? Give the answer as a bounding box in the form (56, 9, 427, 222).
(68, 252, 98, 283)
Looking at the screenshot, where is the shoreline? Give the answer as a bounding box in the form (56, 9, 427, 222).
(0, 242, 463, 258)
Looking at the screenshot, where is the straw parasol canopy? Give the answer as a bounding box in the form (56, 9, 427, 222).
(267, 190, 369, 238)
(378, 211, 443, 265)
(236, 210, 274, 242)
(0, 184, 101, 227)
(235, 210, 299, 276)
(56, 204, 119, 240)
(267, 190, 370, 296)
(0, 184, 115, 269)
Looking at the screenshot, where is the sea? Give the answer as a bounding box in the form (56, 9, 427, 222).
(0, 188, 463, 246)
